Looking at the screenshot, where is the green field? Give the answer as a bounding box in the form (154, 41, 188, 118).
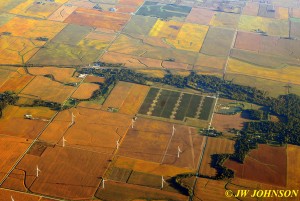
(138, 87, 160, 115)
(199, 97, 216, 120)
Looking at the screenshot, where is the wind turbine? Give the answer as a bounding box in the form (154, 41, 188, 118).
(102, 178, 107, 189)
(11, 196, 14, 201)
(172, 124, 176, 136)
(36, 165, 41, 177)
(62, 136, 67, 147)
(161, 176, 166, 189)
(116, 139, 120, 150)
(70, 112, 76, 126)
(177, 146, 182, 158)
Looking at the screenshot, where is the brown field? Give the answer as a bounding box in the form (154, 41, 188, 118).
(162, 61, 189, 70)
(0, 136, 32, 181)
(1, 168, 28, 192)
(40, 107, 132, 154)
(84, 75, 105, 83)
(0, 35, 46, 65)
(234, 31, 261, 52)
(0, 68, 13, 87)
(101, 51, 163, 68)
(118, 0, 144, 6)
(48, 5, 78, 22)
(102, 81, 134, 110)
(185, 7, 215, 25)
(0, 16, 66, 39)
(28, 67, 80, 83)
(292, 8, 300, 18)
(0, 105, 55, 139)
(85, 31, 116, 42)
(199, 137, 235, 177)
(210, 12, 240, 29)
(95, 180, 187, 201)
(113, 156, 193, 177)
(0, 188, 41, 201)
(136, 69, 166, 78)
(115, 5, 138, 13)
(77, 101, 102, 110)
(194, 54, 226, 70)
(12, 146, 111, 200)
(64, 8, 131, 32)
(212, 113, 246, 134)
(20, 76, 75, 103)
(195, 178, 236, 201)
(118, 84, 150, 115)
(71, 83, 99, 100)
(287, 145, 300, 188)
(0, 72, 33, 93)
(242, 2, 259, 16)
(224, 144, 287, 186)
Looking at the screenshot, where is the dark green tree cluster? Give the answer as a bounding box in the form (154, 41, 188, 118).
(243, 109, 263, 120)
(0, 91, 19, 118)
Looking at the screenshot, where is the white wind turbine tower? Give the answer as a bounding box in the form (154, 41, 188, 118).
(36, 165, 41, 177)
(116, 139, 120, 150)
(172, 124, 176, 136)
(161, 176, 166, 189)
(62, 136, 67, 147)
(177, 146, 182, 158)
(11, 196, 14, 201)
(102, 178, 107, 189)
(70, 112, 76, 126)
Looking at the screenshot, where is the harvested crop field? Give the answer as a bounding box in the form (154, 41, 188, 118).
(0, 188, 41, 201)
(195, 54, 226, 70)
(212, 113, 246, 133)
(95, 180, 188, 201)
(0, 136, 32, 181)
(225, 144, 287, 186)
(286, 145, 300, 188)
(290, 18, 300, 39)
(71, 83, 99, 100)
(20, 76, 75, 103)
(48, 4, 78, 22)
(242, 2, 259, 16)
(0, 105, 55, 139)
(84, 75, 105, 83)
(10, 146, 111, 200)
(123, 15, 157, 36)
(64, 8, 131, 32)
(185, 7, 215, 25)
(0, 72, 33, 93)
(149, 19, 183, 39)
(28, 67, 80, 83)
(210, 12, 240, 29)
(199, 137, 235, 177)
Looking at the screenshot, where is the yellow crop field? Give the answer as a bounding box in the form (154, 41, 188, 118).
(149, 19, 183, 39)
(276, 7, 289, 19)
(227, 58, 300, 85)
(9, 0, 68, 19)
(48, 5, 78, 22)
(166, 23, 208, 52)
(238, 15, 289, 37)
(0, 17, 66, 40)
(0, 35, 45, 64)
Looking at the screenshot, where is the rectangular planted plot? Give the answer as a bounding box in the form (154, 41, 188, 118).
(160, 91, 180, 118)
(138, 87, 160, 115)
(199, 97, 215, 121)
(174, 93, 192, 120)
(186, 95, 202, 118)
(136, 1, 192, 21)
(151, 90, 172, 116)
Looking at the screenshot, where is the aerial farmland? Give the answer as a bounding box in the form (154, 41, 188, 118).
(0, 0, 300, 200)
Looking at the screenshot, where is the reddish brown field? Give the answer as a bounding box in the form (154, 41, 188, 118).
(212, 113, 246, 133)
(118, 84, 149, 115)
(185, 8, 215, 25)
(64, 8, 131, 32)
(118, 0, 144, 6)
(194, 54, 226, 70)
(77, 101, 102, 110)
(10, 146, 111, 200)
(199, 137, 235, 177)
(1, 168, 28, 192)
(95, 180, 187, 201)
(40, 107, 132, 153)
(292, 8, 300, 18)
(115, 5, 138, 13)
(287, 145, 300, 188)
(242, 2, 259, 16)
(0, 136, 32, 182)
(0, 73, 33, 93)
(71, 83, 99, 100)
(224, 144, 287, 187)
(0, 188, 41, 201)
(234, 31, 261, 52)
(20, 76, 75, 103)
(28, 67, 80, 83)
(0, 105, 55, 139)
(84, 75, 105, 83)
